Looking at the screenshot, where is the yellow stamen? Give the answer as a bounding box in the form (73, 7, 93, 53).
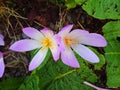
(41, 37, 53, 49)
(64, 36, 78, 47)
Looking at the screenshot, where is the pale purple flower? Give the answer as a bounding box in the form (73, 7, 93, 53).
(0, 34, 5, 78)
(10, 27, 60, 71)
(57, 25, 107, 68)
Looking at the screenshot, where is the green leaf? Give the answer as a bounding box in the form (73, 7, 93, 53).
(82, 0, 120, 19)
(65, 0, 87, 9)
(33, 53, 98, 90)
(0, 78, 24, 90)
(103, 21, 120, 87)
(0, 76, 40, 90)
(18, 75, 39, 90)
(65, 0, 77, 9)
(75, 0, 87, 5)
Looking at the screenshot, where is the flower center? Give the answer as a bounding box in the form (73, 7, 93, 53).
(41, 37, 52, 48)
(64, 36, 78, 47)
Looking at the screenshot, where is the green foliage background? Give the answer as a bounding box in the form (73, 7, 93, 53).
(103, 21, 120, 87)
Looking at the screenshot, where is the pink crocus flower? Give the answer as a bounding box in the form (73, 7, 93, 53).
(0, 34, 5, 78)
(10, 27, 60, 71)
(57, 25, 107, 68)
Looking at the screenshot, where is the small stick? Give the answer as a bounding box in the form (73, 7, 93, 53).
(77, 21, 85, 30)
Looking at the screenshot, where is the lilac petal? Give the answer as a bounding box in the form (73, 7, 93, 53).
(81, 33, 107, 47)
(0, 38, 4, 46)
(70, 29, 89, 37)
(10, 39, 41, 52)
(72, 44, 99, 63)
(0, 34, 4, 39)
(29, 48, 48, 71)
(70, 30, 107, 47)
(50, 37, 60, 61)
(54, 34, 65, 52)
(0, 34, 4, 46)
(0, 52, 5, 78)
(23, 27, 44, 40)
(54, 34, 61, 44)
(61, 47, 80, 68)
(41, 28, 54, 36)
(58, 25, 73, 36)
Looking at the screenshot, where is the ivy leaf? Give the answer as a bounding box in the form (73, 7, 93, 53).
(103, 21, 120, 87)
(82, 0, 120, 19)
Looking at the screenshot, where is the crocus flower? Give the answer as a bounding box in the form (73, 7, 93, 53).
(57, 25, 107, 68)
(10, 27, 60, 71)
(0, 34, 5, 77)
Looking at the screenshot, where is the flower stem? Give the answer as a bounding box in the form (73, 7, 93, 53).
(84, 81, 110, 90)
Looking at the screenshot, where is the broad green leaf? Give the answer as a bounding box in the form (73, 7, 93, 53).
(82, 0, 120, 19)
(103, 21, 120, 87)
(33, 53, 98, 90)
(18, 75, 39, 90)
(0, 78, 24, 90)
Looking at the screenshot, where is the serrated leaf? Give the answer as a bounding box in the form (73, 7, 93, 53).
(82, 0, 120, 19)
(0, 78, 24, 90)
(18, 75, 39, 90)
(33, 53, 98, 90)
(103, 21, 120, 87)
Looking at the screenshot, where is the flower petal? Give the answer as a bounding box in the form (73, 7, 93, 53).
(0, 52, 5, 78)
(29, 48, 48, 71)
(10, 39, 41, 52)
(58, 25, 73, 36)
(72, 44, 99, 63)
(70, 30, 107, 47)
(61, 47, 80, 68)
(0, 34, 4, 46)
(54, 34, 65, 52)
(50, 37, 60, 61)
(41, 28, 54, 36)
(23, 27, 44, 40)
(81, 33, 107, 47)
(0, 34, 4, 39)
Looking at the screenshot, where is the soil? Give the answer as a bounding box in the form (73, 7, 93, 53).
(0, 0, 111, 88)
